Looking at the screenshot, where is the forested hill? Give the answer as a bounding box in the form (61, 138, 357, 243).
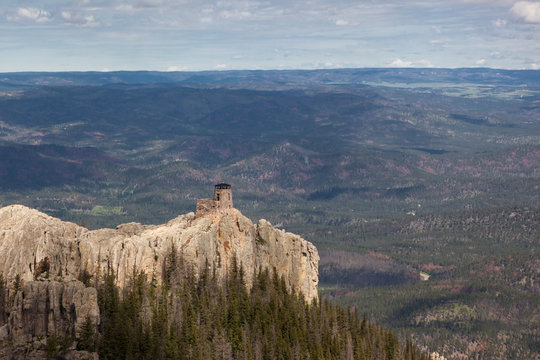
(94, 261, 430, 360)
(0, 254, 430, 360)
(0, 68, 538, 358)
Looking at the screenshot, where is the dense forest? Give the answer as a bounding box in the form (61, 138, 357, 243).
(318, 205, 540, 359)
(92, 253, 428, 360)
(0, 251, 428, 360)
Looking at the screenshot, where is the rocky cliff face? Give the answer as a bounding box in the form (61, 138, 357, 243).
(0, 204, 319, 355)
(0, 205, 319, 300)
(7, 279, 99, 344)
(0, 204, 319, 350)
(0, 277, 99, 359)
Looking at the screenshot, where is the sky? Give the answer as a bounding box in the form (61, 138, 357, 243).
(1, 0, 539, 72)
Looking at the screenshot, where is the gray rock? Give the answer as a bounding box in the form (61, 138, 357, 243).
(0, 204, 319, 354)
(0, 205, 319, 301)
(7, 279, 99, 345)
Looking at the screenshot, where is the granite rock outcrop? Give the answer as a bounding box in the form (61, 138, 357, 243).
(0, 204, 319, 351)
(6, 279, 99, 343)
(0, 205, 319, 301)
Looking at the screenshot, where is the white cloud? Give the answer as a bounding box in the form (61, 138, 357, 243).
(1, 0, 538, 71)
(511, 1, 540, 23)
(476, 59, 486, 65)
(62, 11, 100, 27)
(530, 63, 540, 69)
(389, 58, 433, 68)
(7, 7, 52, 23)
(390, 59, 413, 67)
(167, 66, 188, 71)
(215, 64, 227, 69)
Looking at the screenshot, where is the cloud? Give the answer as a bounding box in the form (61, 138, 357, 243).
(389, 58, 433, 68)
(335, 19, 348, 26)
(511, 1, 540, 23)
(324, 62, 339, 68)
(476, 59, 486, 65)
(62, 11, 100, 27)
(7, 7, 52, 23)
(215, 64, 227, 69)
(167, 66, 188, 71)
(493, 18, 507, 27)
(390, 59, 413, 67)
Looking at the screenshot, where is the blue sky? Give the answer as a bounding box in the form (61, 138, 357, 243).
(1, 0, 539, 71)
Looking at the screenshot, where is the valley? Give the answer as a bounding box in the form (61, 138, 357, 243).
(0, 69, 538, 359)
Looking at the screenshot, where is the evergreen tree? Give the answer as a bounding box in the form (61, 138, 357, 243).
(93, 255, 429, 360)
(77, 316, 95, 352)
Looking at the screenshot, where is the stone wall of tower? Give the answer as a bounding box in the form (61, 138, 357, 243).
(195, 184, 233, 217)
(214, 187, 233, 209)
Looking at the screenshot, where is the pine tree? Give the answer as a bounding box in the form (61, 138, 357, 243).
(77, 316, 95, 352)
(91, 257, 429, 360)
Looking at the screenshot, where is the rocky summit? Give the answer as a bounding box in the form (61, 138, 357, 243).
(0, 204, 319, 355)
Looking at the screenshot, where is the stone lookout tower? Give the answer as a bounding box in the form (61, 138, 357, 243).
(196, 183, 233, 217)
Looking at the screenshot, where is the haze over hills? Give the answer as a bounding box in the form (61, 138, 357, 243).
(0, 68, 539, 358)
(2, 68, 540, 95)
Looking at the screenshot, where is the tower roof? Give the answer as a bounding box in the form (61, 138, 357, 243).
(214, 183, 231, 189)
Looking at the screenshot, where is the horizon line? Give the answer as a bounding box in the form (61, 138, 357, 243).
(1, 66, 540, 74)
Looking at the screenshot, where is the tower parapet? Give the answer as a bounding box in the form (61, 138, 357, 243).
(196, 183, 233, 217)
